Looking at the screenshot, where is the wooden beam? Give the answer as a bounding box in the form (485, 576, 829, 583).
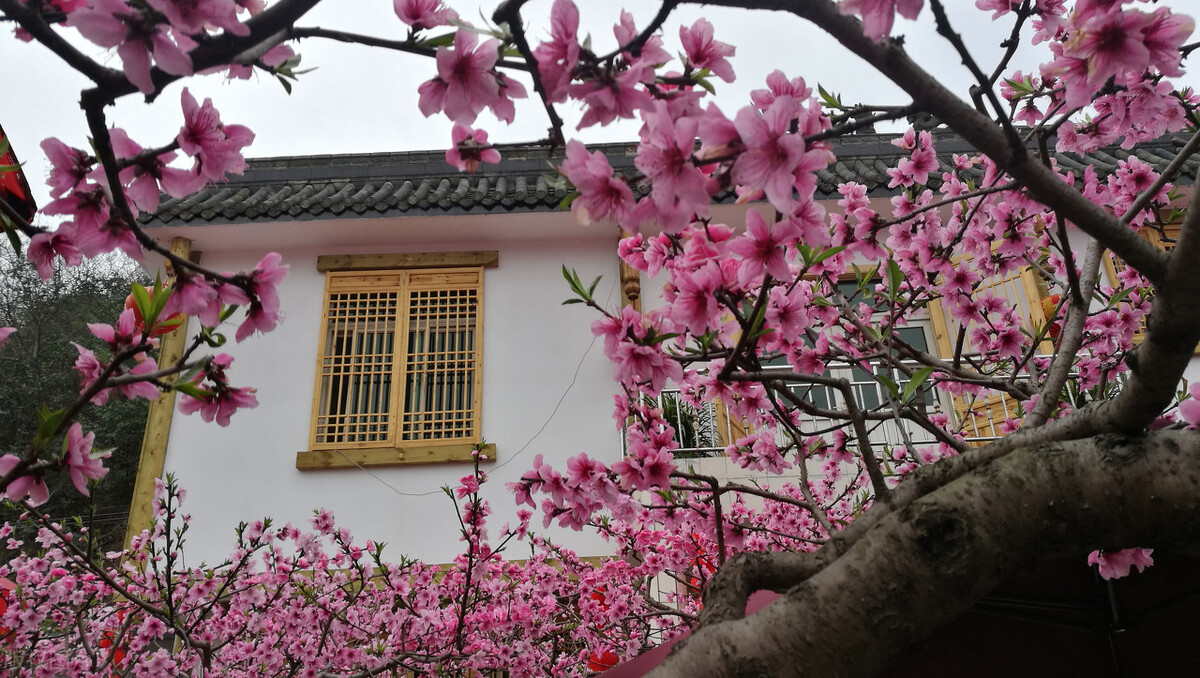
(124, 237, 194, 548)
(316, 251, 499, 272)
(295, 443, 498, 470)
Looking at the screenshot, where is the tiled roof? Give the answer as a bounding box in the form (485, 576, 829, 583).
(144, 132, 1198, 227)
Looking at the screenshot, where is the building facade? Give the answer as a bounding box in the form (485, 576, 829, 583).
(129, 134, 1199, 566)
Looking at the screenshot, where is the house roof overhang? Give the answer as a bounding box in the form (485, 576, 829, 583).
(142, 131, 1198, 253)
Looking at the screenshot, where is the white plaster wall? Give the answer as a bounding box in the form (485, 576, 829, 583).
(157, 231, 626, 566)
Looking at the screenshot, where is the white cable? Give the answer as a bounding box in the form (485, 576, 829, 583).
(336, 274, 616, 497)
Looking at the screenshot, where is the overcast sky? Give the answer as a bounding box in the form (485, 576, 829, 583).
(3, 1, 1197, 215)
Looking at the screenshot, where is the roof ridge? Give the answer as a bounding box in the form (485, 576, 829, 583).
(145, 133, 1196, 227)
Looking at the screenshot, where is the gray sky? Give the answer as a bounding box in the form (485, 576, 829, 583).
(2, 1, 1196, 215)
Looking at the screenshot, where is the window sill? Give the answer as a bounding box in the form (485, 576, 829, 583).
(296, 443, 496, 470)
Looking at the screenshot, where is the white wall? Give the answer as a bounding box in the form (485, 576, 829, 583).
(154, 219, 626, 566)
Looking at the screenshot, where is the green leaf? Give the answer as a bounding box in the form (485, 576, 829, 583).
(810, 246, 845, 266)
(587, 275, 602, 297)
(0, 214, 21, 256)
(421, 31, 456, 48)
(1107, 286, 1133, 307)
(561, 265, 579, 292)
(130, 282, 154, 329)
(91, 446, 116, 461)
(885, 259, 903, 301)
(901, 367, 935, 403)
(200, 328, 227, 347)
(34, 405, 67, 450)
(693, 75, 716, 95)
(796, 243, 814, 267)
(817, 84, 843, 110)
(172, 382, 212, 399)
(0, 135, 9, 156)
(1003, 77, 1033, 96)
(876, 374, 900, 399)
(278, 75, 293, 95)
(561, 265, 593, 302)
(557, 192, 578, 211)
(855, 263, 879, 290)
(561, 298, 584, 305)
(176, 364, 205, 386)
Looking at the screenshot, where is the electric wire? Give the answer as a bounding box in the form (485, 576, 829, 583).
(333, 275, 615, 498)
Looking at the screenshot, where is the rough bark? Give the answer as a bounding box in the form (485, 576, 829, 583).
(652, 430, 1200, 677)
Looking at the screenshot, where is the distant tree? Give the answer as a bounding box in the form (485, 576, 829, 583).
(0, 248, 148, 552)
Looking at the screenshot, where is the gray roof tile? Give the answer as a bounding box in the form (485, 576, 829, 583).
(142, 133, 1198, 227)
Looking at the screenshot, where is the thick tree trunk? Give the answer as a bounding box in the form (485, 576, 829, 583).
(649, 430, 1200, 677)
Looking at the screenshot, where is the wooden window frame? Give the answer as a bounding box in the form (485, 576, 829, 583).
(297, 252, 498, 470)
(1103, 222, 1200, 353)
(925, 258, 1051, 445)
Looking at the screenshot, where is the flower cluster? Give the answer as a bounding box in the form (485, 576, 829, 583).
(177, 353, 259, 426)
(64, 0, 264, 94)
(0, 472, 693, 676)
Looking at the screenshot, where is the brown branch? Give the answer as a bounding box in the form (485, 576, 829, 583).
(80, 94, 253, 295)
(655, 430, 1200, 677)
(689, 0, 1169, 285)
(1121, 129, 1200, 225)
(0, 0, 125, 87)
(1022, 241, 1101, 429)
(287, 26, 531, 71)
(986, 0, 1032, 87)
(492, 0, 566, 146)
(805, 103, 921, 141)
(928, 0, 1020, 148)
(594, 0, 678, 62)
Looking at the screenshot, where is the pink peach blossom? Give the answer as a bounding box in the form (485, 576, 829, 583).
(679, 18, 736, 82)
(394, 0, 457, 30)
(1088, 548, 1154, 580)
(0, 454, 48, 506)
(445, 125, 502, 174)
(64, 423, 107, 496)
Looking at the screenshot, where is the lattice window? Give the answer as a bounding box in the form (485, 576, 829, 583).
(310, 268, 483, 451)
(926, 257, 1051, 444)
(1103, 223, 1185, 348)
(401, 273, 480, 442)
(313, 287, 398, 445)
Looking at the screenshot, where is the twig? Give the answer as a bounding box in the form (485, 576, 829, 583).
(288, 26, 531, 71)
(492, 0, 566, 146)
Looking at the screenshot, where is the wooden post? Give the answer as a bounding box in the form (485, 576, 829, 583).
(619, 258, 641, 312)
(123, 237, 194, 547)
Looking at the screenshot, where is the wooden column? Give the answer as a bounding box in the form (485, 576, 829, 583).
(619, 259, 641, 311)
(123, 237, 194, 547)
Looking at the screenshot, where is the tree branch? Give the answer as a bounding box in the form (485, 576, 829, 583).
(0, 0, 125, 88)
(656, 430, 1200, 676)
(287, 26, 531, 71)
(689, 0, 1170, 285)
(492, 0, 566, 146)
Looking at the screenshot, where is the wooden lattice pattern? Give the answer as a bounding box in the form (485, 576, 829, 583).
(1103, 223, 1181, 347)
(927, 257, 1049, 443)
(310, 269, 483, 450)
(400, 271, 481, 442)
(929, 259, 1051, 357)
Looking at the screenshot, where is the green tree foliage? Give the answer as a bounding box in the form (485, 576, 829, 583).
(0, 248, 148, 551)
